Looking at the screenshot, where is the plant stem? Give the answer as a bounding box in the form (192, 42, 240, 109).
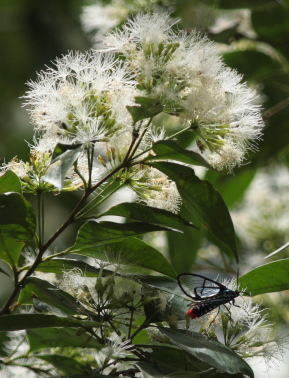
(130, 123, 192, 163)
(263, 96, 289, 119)
(0, 159, 130, 315)
(75, 178, 123, 220)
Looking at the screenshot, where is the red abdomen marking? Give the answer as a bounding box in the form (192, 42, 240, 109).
(187, 308, 198, 319)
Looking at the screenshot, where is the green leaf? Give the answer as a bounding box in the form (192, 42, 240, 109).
(18, 277, 88, 316)
(0, 264, 11, 277)
(205, 168, 256, 208)
(51, 142, 83, 161)
(0, 170, 22, 194)
(132, 327, 152, 345)
(139, 275, 178, 294)
(27, 327, 101, 352)
(127, 97, 163, 122)
(42, 143, 82, 190)
(0, 314, 101, 332)
(38, 354, 90, 376)
(143, 345, 213, 376)
(136, 361, 168, 377)
(0, 192, 36, 266)
(32, 297, 78, 318)
(146, 140, 214, 170)
(239, 259, 289, 296)
(165, 202, 205, 274)
(138, 361, 204, 378)
(36, 258, 103, 276)
(158, 327, 253, 377)
(69, 220, 178, 253)
(0, 193, 35, 236)
(101, 202, 198, 232)
(70, 237, 177, 278)
(148, 162, 238, 261)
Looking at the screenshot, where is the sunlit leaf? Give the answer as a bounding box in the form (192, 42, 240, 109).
(36, 258, 103, 276)
(42, 143, 82, 190)
(0, 170, 22, 194)
(239, 259, 289, 296)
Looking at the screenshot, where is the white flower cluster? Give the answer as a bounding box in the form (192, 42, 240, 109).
(2, 12, 264, 204)
(80, 0, 174, 48)
(227, 298, 288, 371)
(23, 51, 135, 148)
(104, 12, 264, 171)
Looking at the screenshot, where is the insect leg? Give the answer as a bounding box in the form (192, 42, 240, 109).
(223, 303, 233, 322)
(232, 297, 251, 317)
(207, 307, 220, 329)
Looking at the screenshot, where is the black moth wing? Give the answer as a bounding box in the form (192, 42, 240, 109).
(177, 273, 228, 301)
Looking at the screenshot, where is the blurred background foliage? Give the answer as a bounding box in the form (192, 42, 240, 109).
(1, 0, 289, 317)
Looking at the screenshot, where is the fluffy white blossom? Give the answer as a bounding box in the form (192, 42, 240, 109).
(23, 51, 136, 147)
(0, 150, 54, 193)
(81, 3, 128, 48)
(80, 0, 175, 48)
(209, 9, 257, 39)
(126, 166, 182, 213)
(104, 12, 264, 171)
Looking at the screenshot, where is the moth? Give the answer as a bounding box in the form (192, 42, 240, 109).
(177, 273, 242, 319)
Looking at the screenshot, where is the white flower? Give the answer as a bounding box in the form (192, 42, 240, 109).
(23, 51, 136, 147)
(81, 1, 176, 48)
(95, 335, 134, 373)
(209, 9, 257, 39)
(143, 126, 167, 148)
(0, 149, 54, 193)
(129, 166, 182, 213)
(104, 12, 264, 172)
(81, 3, 129, 48)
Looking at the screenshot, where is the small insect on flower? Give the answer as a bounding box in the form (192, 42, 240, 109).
(177, 273, 244, 319)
